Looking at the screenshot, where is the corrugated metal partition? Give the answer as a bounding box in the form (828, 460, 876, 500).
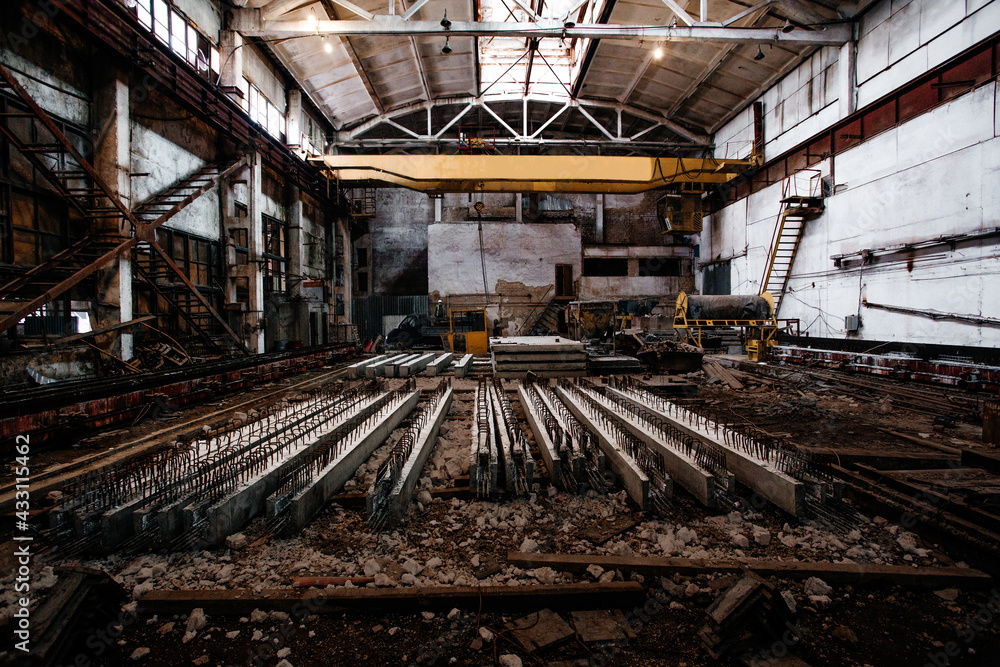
(352, 295, 428, 344)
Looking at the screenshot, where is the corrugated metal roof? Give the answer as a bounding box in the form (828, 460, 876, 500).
(244, 0, 852, 146)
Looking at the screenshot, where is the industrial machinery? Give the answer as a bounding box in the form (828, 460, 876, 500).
(673, 292, 778, 362)
(447, 308, 490, 354)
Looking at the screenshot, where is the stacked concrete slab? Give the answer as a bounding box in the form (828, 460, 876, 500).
(492, 337, 586, 377)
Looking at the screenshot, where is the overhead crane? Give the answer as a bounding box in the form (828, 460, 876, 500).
(314, 155, 753, 194)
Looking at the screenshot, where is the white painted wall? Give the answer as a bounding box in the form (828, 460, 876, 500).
(715, 0, 1000, 162)
(703, 82, 1000, 348)
(130, 97, 220, 239)
(705, 0, 1000, 348)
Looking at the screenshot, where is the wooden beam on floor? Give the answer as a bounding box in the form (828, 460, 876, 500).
(506, 553, 993, 589)
(138, 582, 645, 614)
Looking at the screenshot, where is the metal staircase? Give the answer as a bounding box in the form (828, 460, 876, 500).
(527, 299, 565, 335)
(133, 244, 227, 353)
(0, 63, 140, 234)
(760, 181, 825, 317)
(0, 63, 248, 354)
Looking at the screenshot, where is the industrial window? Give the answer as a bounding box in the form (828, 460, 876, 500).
(263, 214, 288, 294)
(152, 229, 220, 289)
(132, 1, 219, 81)
(356, 272, 368, 293)
(638, 257, 682, 277)
(230, 228, 249, 266)
(583, 258, 628, 277)
(242, 78, 286, 142)
(356, 248, 368, 268)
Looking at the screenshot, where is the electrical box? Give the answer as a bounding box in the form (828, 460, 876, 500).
(845, 314, 861, 332)
(658, 193, 703, 235)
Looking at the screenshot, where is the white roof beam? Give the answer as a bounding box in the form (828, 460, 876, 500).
(229, 12, 853, 45)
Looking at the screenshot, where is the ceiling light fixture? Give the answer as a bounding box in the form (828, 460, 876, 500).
(323, 36, 333, 53)
(754, 45, 765, 60)
(442, 37, 452, 55)
(653, 46, 663, 59)
(441, 10, 451, 29)
(306, 9, 318, 30)
(781, 19, 795, 33)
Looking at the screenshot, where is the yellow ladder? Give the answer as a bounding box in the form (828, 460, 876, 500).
(760, 193, 825, 316)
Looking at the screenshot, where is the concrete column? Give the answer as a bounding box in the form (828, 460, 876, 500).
(92, 67, 132, 360)
(286, 89, 302, 148)
(838, 40, 857, 118)
(248, 153, 265, 354)
(595, 194, 604, 243)
(336, 216, 353, 326)
(515, 193, 523, 223)
(220, 31, 244, 102)
(287, 184, 309, 342)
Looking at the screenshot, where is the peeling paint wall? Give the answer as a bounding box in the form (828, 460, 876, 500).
(131, 89, 220, 239)
(428, 221, 581, 333)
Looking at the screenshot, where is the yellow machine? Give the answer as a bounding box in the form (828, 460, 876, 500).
(447, 308, 490, 355)
(673, 292, 779, 362)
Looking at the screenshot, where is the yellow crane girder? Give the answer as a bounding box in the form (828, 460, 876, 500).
(313, 155, 750, 194)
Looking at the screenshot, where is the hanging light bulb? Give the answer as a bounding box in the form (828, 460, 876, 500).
(653, 46, 663, 59)
(754, 45, 765, 61)
(323, 36, 333, 54)
(442, 36, 452, 55)
(306, 8, 318, 30)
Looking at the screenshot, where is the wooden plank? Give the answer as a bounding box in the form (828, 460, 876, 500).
(506, 553, 993, 589)
(879, 428, 962, 456)
(138, 582, 645, 614)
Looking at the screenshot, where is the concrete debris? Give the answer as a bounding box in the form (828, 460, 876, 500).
(225, 533, 248, 550)
(832, 624, 859, 647)
(803, 577, 832, 597)
(506, 608, 574, 653)
(181, 608, 206, 643)
(479, 627, 494, 642)
(499, 655, 523, 667)
(934, 588, 959, 602)
(129, 647, 149, 660)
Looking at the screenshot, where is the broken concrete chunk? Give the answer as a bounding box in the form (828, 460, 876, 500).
(803, 577, 831, 597)
(934, 588, 959, 602)
(225, 533, 247, 550)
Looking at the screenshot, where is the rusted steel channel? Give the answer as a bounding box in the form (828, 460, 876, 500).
(0, 344, 358, 448)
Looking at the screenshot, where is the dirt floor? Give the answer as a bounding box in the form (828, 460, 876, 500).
(3, 359, 999, 667)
